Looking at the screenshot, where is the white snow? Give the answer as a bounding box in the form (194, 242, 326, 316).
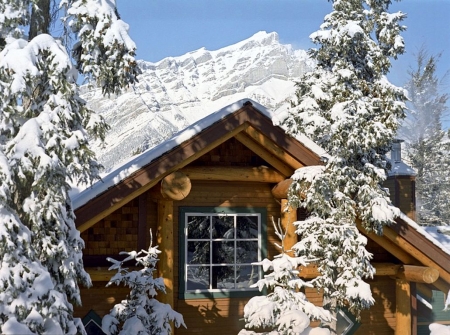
(291, 166, 326, 184)
(421, 226, 450, 254)
(400, 213, 450, 255)
(417, 294, 432, 310)
(430, 323, 450, 335)
(387, 160, 416, 176)
(0, 34, 75, 93)
(82, 31, 314, 171)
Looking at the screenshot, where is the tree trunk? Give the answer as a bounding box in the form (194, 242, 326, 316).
(29, 0, 51, 40)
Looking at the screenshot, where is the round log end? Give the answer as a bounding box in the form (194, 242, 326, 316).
(161, 172, 192, 201)
(271, 178, 293, 199)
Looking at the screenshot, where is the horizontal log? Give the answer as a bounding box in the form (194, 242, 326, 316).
(299, 263, 401, 279)
(180, 166, 286, 183)
(298, 263, 438, 283)
(271, 178, 293, 199)
(397, 265, 439, 284)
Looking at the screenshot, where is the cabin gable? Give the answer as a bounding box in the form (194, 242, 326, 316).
(74, 101, 450, 335)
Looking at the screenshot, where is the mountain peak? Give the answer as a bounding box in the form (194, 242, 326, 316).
(84, 32, 312, 171)
(242, 31, 279, 45)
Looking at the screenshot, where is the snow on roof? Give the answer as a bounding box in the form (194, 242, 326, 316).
(72, 99, 450, 263)
(399, 213, 450, 256)
(422, 226, 450, 255)
(72, 99, 327, 210)
(387, 160, 416, 177)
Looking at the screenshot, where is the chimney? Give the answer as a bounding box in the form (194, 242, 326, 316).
(391, 139, 403, 163)
(384, 139, 417, 221)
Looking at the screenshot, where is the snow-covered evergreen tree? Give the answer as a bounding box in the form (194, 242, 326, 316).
(102, 232, 186, 335)
(282, 0, 407, 316)
(0, 150, 86, 335)
(400, 48, 450, 226)
(239, 219, 332, 335)
(0, 1, 139, 333)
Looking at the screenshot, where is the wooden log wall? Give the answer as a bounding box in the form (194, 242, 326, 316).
(172, 180, 282, 334)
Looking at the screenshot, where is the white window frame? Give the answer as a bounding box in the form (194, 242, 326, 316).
(180, 207, 266, 298)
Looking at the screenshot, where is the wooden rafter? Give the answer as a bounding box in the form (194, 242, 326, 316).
(358, 223, 418, 265)
(234, 132, 295, 177)
(76, 122, 250, 232)
(383, 226, 450, 286)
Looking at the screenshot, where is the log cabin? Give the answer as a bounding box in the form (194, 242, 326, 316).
(73, 100, 450, 335)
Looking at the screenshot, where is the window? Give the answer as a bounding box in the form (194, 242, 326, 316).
(336, 308, 360, 335)
(179, 207, 266, 298)
(82, 310, 106, 335)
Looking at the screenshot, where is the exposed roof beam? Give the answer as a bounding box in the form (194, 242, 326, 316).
(234, 132, 295, 177)
(180, 166, 286, 183)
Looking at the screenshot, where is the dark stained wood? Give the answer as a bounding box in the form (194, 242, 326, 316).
(391, 217, 450, 274)
(234, 132, 295, 176)
(138, 193, 147, 250)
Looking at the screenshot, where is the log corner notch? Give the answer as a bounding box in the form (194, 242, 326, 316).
(271, 178, 293, 199)
(160, 171, 191, 200)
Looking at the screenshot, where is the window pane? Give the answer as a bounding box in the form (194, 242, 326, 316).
(187, 241, 210, 264)
(212, 266, 235, 289)
(187, 266, 210, 290)
(236, 241, 258, 264)
(85, 321, 106, 335)
(212, 241, 234, 264)
(212, 215, 234, 239)
(236, 265, 259, 288)
(237, 215, 258, 239)
(187, 216, 210, 239)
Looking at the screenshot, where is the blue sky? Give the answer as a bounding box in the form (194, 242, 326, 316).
(119, 0, 450, 96)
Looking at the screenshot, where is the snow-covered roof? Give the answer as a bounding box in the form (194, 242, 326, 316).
(399, 213, 450, 256)
(422, 226, 450, 255)
(72, 99, 327, 210)
(387, 160, 416, 177)
(72, 98, 450, 275)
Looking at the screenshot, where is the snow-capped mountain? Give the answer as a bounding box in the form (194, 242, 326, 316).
(82, 31, 314, 171)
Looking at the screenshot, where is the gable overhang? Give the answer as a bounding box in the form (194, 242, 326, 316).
(74, 101, 322, 232)
(360, 216, 450, 292)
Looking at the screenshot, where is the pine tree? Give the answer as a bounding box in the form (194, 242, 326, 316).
(102, 232, 186, 335)
(239, 219, 332, 335)
(0, 1, 139, 333)
(282, 0, 407, 316)
(400, 48, 450, 226)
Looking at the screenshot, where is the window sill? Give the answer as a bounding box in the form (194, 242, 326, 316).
(181, 289, 264, 300)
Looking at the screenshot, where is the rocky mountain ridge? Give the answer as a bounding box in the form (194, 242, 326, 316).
(82, 31, 313, 171)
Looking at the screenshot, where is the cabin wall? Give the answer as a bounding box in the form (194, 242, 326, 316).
(76, 180, 404, 335)
(172, 180, 282, 334)
(75, 180, 287, 333)
(356, 277, 397, 334)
